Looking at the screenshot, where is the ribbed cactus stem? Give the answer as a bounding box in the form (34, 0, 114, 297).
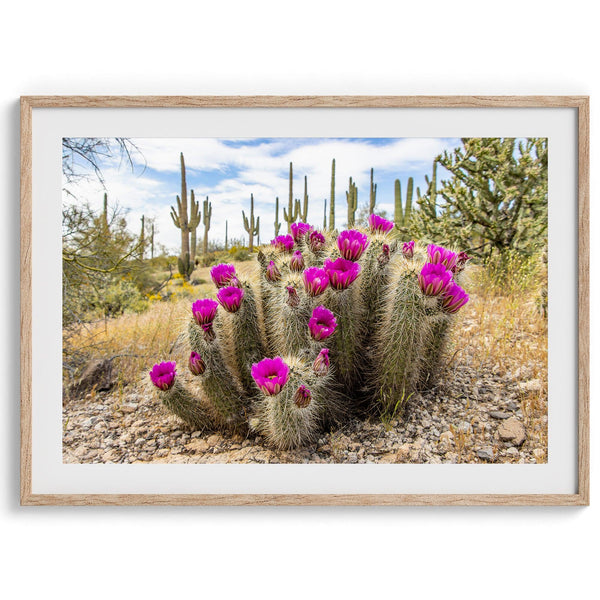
(158, 379, 214, 431)
(102, 192, 109, 233)
(323, 198, 327, 230)
(139, 215, 145, 259)
(287, 162, 293, 232)
(329, 158, 335, 231)
(150, 223, 154, 259)
(299, 175, 309, 221)
(394, 179, 403, 226)
(189, 189, 201, 259)
(203, 196, 212, 255)
(225, 220, 228, 251)
(373, 272, 431, 413)
(187, 318, 246, 427)
(242, 193, 260, 252)
(254, 355, 338, 449)
(170, 152, 192, 278)
(420, 313, 451, 388)
(405, 177, 414, 222)
(346, 177, 358, 227)
(222, 282, 267, 395)
(274, 197, 281, 236)
(369, 168, 377, 214)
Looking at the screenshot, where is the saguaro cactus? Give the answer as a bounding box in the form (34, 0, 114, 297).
(101, 192, 109, 234)
(283, 165, 300, 229)
(329, 159, 335, 231)
(284, 162, 296, 232)
(225, 220, 229, 251)
(243, 193, 260, 252)
(189, 190, 201, 259)
(297, 176, 309, 222)
(423, 159, 438, 220)
(150, 223, 155, 259)
(170, 152, 192, 278)
(274, 197, 281, 237)
(346, 177, 358, 227)
(394, 177, 414, 229)
(323, 199, 327, 230)
(369, 168, 377, 214)
(203, 196, 212, 255)
(139, 215, 145, 260)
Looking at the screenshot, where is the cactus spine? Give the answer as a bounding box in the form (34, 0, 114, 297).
(274, 197, 281, 236)
(242, 193, 260, 252)
(189, 190, 201, 259)
(202, 196, 212, 255)
(346, 177, 358, 227)
(329, 159, 335, 231)
(369, 168, 377, 214)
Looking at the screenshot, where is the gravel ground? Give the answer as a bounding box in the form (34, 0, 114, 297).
(63, 356, 547, 465)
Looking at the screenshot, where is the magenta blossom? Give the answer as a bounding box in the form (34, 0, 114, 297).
(368, 214, 394, 235)
(291, 222, 313, 242)
(441, 282, 470, 313)
(251, 356, 290, 396)
(313, 348, 330, 376)
(308, 305, 337, 341)
(293, 385, 312, 408)
(337, 229, 369, 261)
(217, 286, 244, 313)
(286, 285, 300, 308)
(378, 243, 391, 266)
(290, 250, 305, 272)
(188, 352, 206, 376)
(309, 230, 326, 252)
(266, 260, 281, 282)
(403, 240, 415, 258)
(210, 263, 236, 288)
(427, 243, 458, 271)
(271, 234, 295, 253)
(323, 257, 361, 290)
(303, 267, 329, 297)
(149, 361, 177, 391)
(418, 263, 453, 296)
(192, 298, 218, 325)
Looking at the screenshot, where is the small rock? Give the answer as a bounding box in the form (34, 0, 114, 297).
(519, 379, 542, 393)
(498, 417, 527, 446)
(347, 452, 358, 463)
(489, 411, 511, 420)
(207, 434, 221, 447)
(532, 448, 546, 462)
(505, 447, 519, 457)
(439, 431, 454, 444)
(477, 447, 494, 461)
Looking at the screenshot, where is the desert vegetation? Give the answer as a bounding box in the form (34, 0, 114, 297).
(62, 138, 548, 464)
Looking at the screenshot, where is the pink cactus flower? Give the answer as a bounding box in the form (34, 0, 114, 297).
(308, 305, 337, 341)
(441, 282, 470, 313)
(323, 257, 361, 290)
(271, 234, 295, 253)
(210, 263, 237, 288)
(337, 229, 369, 261)
(192, 298, 218, 326)
(427, 243, 458, 271)
(303, 267, 329, 297)
(266, 260, 281, 282)
(402, 240, 415, 258)
(217, 286, 244, 313)
(451, 251, 471, 274)
(309, 230, 326, 252)
(418, 263, 453, 296)
(368, 214, 394, 235)
(188, 352, 206, 376)
(293, 385, 312, 408)
(290, 250, 305, 272)
(251, 356, 290, 396)
(149, 361, 177, 391)
(313, 348, 330, 376)
(291, 222, 313, 242)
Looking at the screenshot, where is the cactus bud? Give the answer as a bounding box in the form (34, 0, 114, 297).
(402, 240, 415, 258)
(293, 385, 312, 408)
(378, 243, 391, 266)
(266, 260, 281, 282)
(313, 348, 330, 376)
(290, 250, 305, 272)
(188, 351, 206, 375)
(286, 285, 300, 307)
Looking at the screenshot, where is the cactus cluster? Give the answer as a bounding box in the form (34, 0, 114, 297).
(150, 210, 471, 450)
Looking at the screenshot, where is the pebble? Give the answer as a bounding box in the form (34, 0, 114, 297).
(498, 417, 527, 446)
(477, 447, 494, 461)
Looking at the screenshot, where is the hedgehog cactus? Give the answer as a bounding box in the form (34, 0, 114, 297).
(150, 217, 470, 450)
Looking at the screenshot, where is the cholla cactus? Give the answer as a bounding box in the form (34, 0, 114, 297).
(150, 209, 470, 449)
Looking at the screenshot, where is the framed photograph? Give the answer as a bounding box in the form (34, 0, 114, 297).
(20, 96, 589, 505)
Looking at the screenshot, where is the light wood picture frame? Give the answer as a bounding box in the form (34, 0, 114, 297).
(20, 95, 589, 506)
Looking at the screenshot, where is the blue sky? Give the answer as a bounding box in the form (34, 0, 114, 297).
(63, 137, 462, 253)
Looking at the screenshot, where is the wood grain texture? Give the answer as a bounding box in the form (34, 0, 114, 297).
(19, 96, 590, 506)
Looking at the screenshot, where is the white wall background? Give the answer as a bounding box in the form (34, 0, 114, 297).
(0, 2, 596, 598)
